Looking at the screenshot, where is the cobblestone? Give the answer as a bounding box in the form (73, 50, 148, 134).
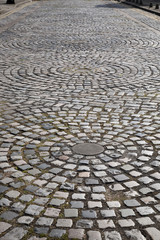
(44, 207, 61, 217)
(0, 222, 11, 234)
(36, 217, 53, 226)
(49, 229, 66, 238)
(88, 201, 102, 208)
(0, 211, 18, 220)
(100, 210, 116, 218)
(25, 205, 44, 216)
(136, 206, 155, 215)
(18, 216, 34, 225)
(136, 217, 154, 226)
(118, 219, 135, 227)
(0, 227, 27, 240)
(145, 227, 160, 240)
(120, 209, 136, 217)
(68, 229, 85, 239)
(82, 210, 97, 218)
(125, 229, 146, 240)
(50, 198, 65, 206)
(76, 220, 93, 228)
(104, 231, 122, 240)
(56, 219, 73, 227)
(0, 0, 160, 239)
(64, 209, 78, 218)
(97, 220, 115, 229)
(87, 230, 102, 240)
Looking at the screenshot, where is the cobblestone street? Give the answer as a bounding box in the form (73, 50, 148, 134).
(0, 0, 160, 239)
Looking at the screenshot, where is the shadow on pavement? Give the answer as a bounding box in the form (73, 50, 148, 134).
(95, 2, 131, 8)
(95, 0, 160, 16)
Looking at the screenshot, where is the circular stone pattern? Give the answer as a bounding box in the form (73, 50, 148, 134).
(72, 143, 104, 156)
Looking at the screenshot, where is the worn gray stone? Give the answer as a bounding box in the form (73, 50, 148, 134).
(87, 231, 102, 240)
(136, 217, 154, 226)
(136, 206, 155, 216)
(124, 199, 140, 207)
(64, 209, 78, 218)
(78, 186, 91, 192)
(36, 217, 53, 226)
(50, 198, 65, 206)
(107, 201, 121, 208)
(78, 165, 90, 171)
(118, 219, 135, 227)
(114, 174, 129, 182)
(5, 190, 20, 198)
(120, 209, 135, 217)
(72, 193, 86, 199)
(125, 229, 146, 240)
(35, 187, 53, 196)
(145, 227, 160, 240)
(1, 211, 18, 220)
(56, 219, 73, 227)
(25, 185, 39, 193)
(71, 201, 84, 208)
(60, 182, 75, 191)
(85, 179, 99, 185)
(34, 227, 49, 235)
(49, 229, 66, 238)
(104, 231, 122, 240)
(94, 171, 107, 177)
(93, 186, 106, 192)
(25, 204, 44, 216)
(33, 197, 49, 205)
(76, 220, 93, 228)
(82, 210, 97, 218)
(68, 229, 85, 239)
(154, 204, 160, 212)
(18, 216, 34, 225)
(100, 210, 116, 218)
(0, 227, 27, 240)
(0, 222, 12, 234)
(0, 198, 11, 206)
(92, 194, 105, 200)
(12, 202, 26, 212)
(44, 208, 61, 217)
(54, 191, 69, 199)
(19, 194, 34, 202)
(88, 201, 102, 208)
(141, 196, 157, 204)
(97, 220, 115, 229)
(150, 183, 160, 190)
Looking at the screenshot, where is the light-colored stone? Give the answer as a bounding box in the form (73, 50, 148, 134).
(68, 229, 85, 239)
(0, 222, 12, 234)
(125, 229, 146, 240)
(97, 220, 115, 229)
(104, 231, 122, 240)
(56, 219, 73, 227)
(145, 227, 160, 240)
(87, 231, 102, 240)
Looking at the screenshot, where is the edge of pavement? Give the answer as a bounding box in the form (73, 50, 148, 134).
(117, 0, 160, 16)
(0, 0, 34, 18)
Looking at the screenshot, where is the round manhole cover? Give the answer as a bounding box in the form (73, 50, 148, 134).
(72, 143, 104, 156)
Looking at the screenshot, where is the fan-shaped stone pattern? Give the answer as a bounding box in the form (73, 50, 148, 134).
(1, 35, 160, 52)
(0, 0, 160, 239)
(1, 59, 160, 92)
(0, 1, 160, 53)
(1, 107, 160, 240)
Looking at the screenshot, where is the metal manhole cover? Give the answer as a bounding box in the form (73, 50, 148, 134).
(72, 143, 104, 156)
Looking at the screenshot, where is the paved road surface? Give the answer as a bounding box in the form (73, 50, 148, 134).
(0, 0, 160, 239)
